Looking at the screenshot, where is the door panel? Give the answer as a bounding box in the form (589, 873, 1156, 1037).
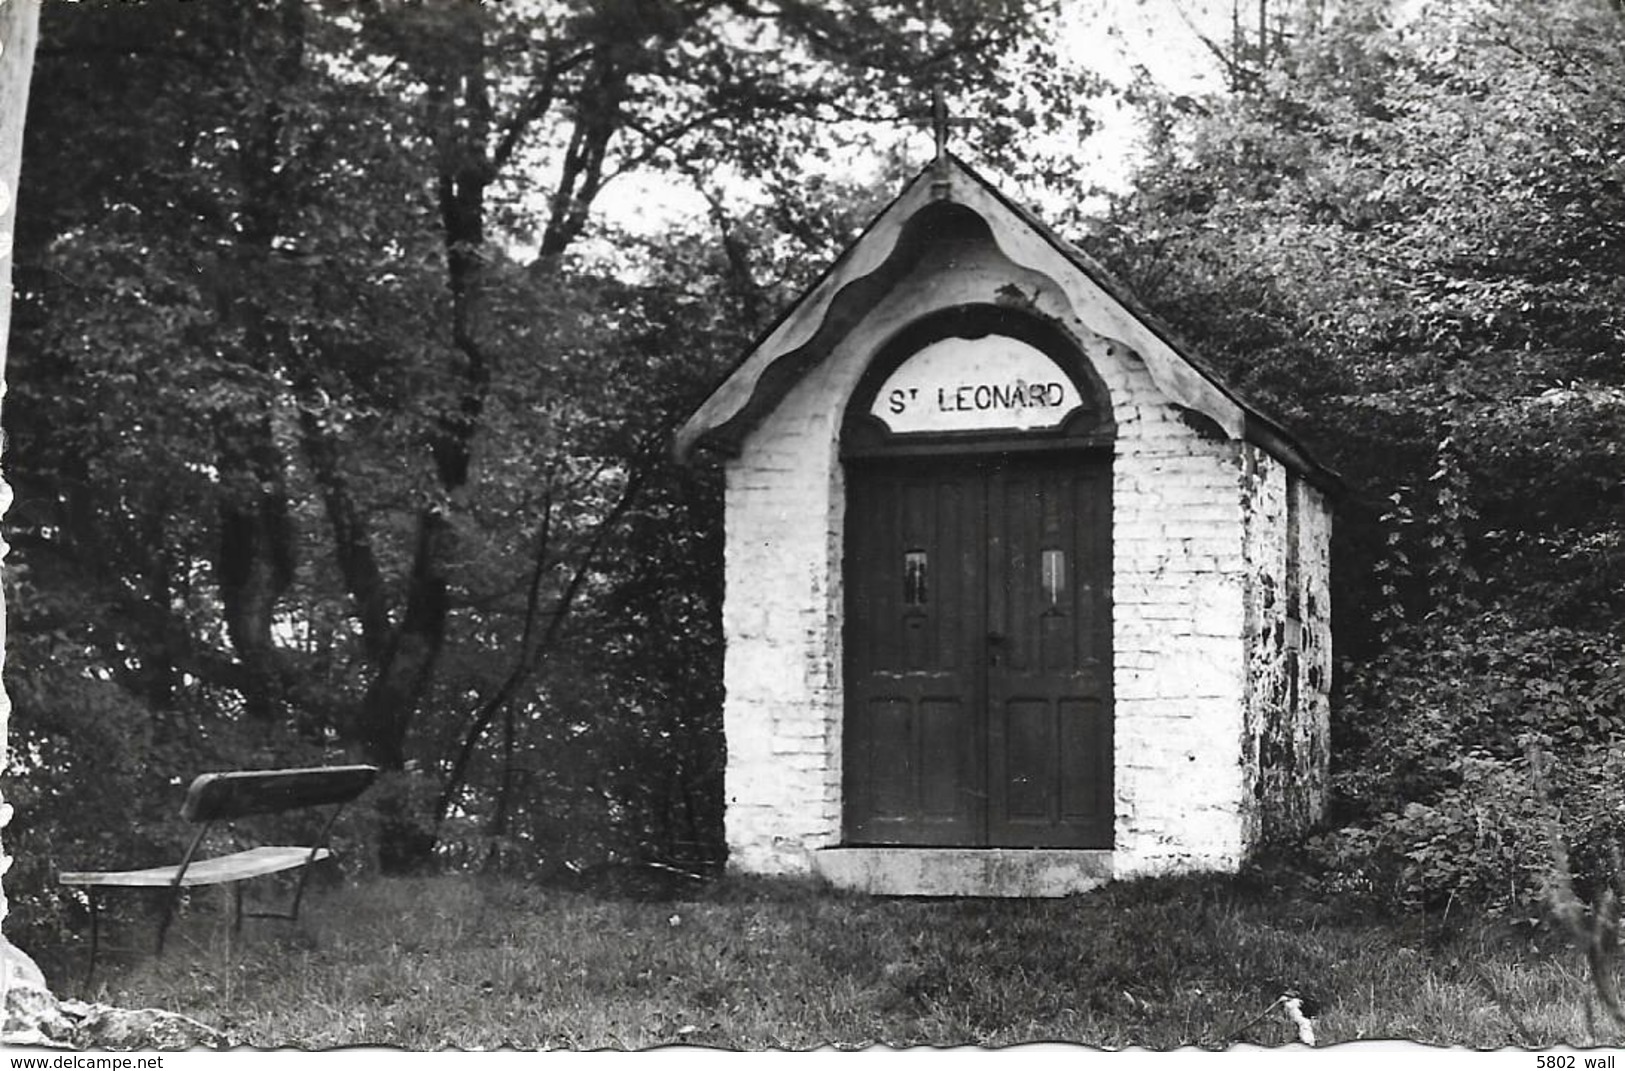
(844, 455, 1112, 848)
(844, 465, 983, 845)
(999, 699, 1053, 820)
(1058, 698, 1108, 823)
(985, 460, 1113, 847)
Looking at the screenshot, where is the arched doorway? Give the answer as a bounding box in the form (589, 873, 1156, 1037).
(840, 306, 1116, 849)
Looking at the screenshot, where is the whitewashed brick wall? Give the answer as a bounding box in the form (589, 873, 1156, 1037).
(721, 381, 846, 874)
(719, 223, 1326, 879)
(1105, 346, 1252, 876)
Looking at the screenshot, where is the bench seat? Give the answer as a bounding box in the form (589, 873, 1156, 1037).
(60, 846, 332, 888)
(59, 764, 377, 985)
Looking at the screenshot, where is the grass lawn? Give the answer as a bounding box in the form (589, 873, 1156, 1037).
(41, 870, 1625, 1050)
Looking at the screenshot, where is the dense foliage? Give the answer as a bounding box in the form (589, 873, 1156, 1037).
(1093, 0, 1625, 914)
(3, 0, 1098, 945)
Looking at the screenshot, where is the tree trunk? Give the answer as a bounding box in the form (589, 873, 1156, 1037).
(216, 417, 297, 722)
(353, 27, 500, 874)
(212, 0, 306, 726)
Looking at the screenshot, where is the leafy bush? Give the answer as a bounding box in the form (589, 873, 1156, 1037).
(1312, 615, 1625, 918)
(1306, 750, 1546, 915)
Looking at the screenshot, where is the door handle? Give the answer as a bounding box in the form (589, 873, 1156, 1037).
(987, 631, 1005, 666)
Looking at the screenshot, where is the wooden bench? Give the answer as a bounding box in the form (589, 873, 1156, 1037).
(59, 764, 378, 982)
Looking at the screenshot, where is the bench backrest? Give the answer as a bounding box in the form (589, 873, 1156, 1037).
(181, 765, 379, 823)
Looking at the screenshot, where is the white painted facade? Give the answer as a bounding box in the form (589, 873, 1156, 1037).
(678, 157, 1333, 894)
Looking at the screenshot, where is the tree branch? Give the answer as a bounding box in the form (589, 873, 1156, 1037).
(487, 46, 594, 176)
(295, 401, 393, 666)
(433, 431, 666, 823)
(435, 483, 556, 823)
(538, 50, 626, 258)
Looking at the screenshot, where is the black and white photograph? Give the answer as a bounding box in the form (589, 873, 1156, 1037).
(0, 0, 1621, 1054)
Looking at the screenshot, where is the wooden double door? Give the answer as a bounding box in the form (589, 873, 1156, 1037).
(842, 453, 1113, 848)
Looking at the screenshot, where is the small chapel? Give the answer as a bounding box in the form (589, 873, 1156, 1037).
(675, 151, 1336, 897)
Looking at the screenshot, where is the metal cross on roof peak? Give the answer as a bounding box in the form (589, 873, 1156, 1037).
(927, 84, 972, 196)
(932, 84, 950, 160)
(929, 84, 974, 167)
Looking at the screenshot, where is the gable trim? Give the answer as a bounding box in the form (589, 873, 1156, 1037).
(675, 156, 1337, 491)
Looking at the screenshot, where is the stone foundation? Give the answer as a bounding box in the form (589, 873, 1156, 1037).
(813, 849, 1112, 898)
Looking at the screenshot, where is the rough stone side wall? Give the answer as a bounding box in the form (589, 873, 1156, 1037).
(1239, 446, 1332, 846)
(720, 228, 1261, 878)
(1239, 448, 1288, 848)
(1296, 478, 1334, 826)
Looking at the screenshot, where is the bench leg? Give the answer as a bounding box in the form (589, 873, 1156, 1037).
(289, 865, 316, 923)
(83, 891, 101, 990)
(156, 885, 184, 956)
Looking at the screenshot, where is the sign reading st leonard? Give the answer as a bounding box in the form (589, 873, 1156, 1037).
(869, 335, 1083, 435)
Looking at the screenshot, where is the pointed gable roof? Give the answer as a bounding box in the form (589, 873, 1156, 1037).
(675, 154, 1335, 489)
